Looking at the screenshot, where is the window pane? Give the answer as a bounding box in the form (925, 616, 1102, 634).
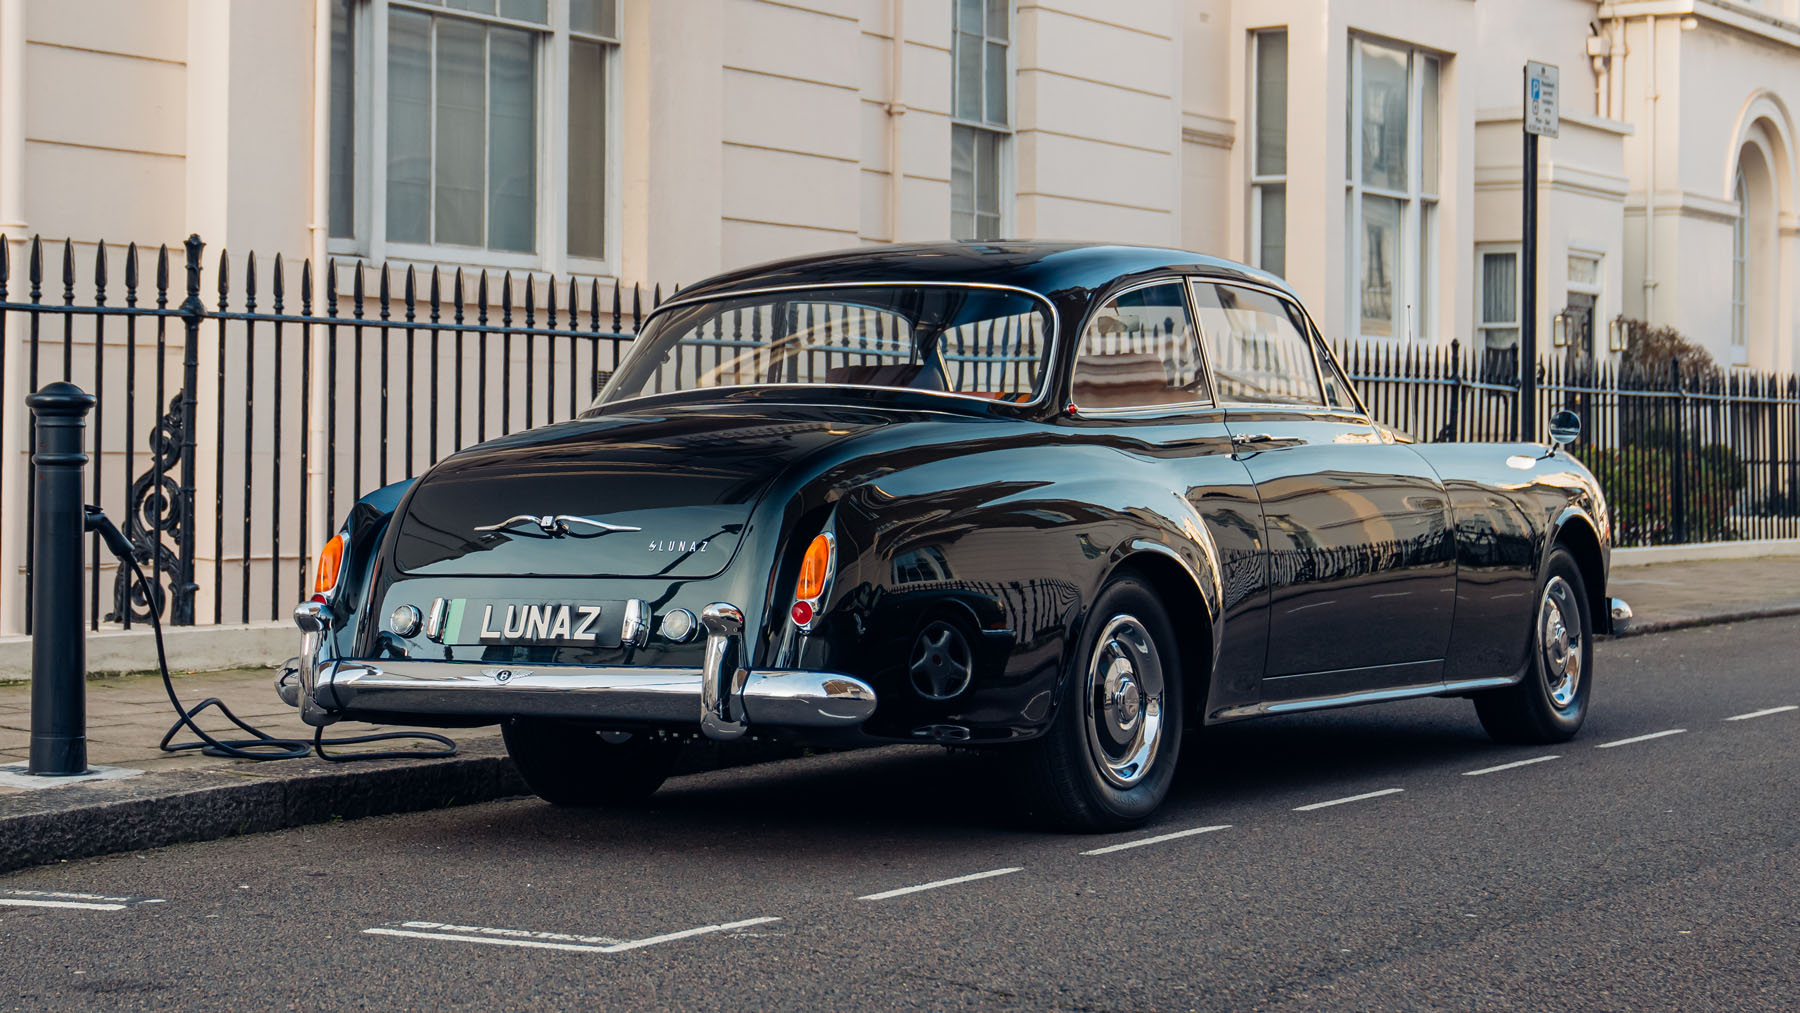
(975, 128, 999, 215)
(568, 39, 607, 259)
(1359, 194, 1403, 337)
(1192, 283, 1323, 405)
(1074, 283, 1207, 408)
(1258, 185, 1286, 278)
(1417, 202, 1434, 339)
(1421, 55, 1440, 193)
(1318, 343, 1357, 409)
(957, 0, 982, 34)
(976, 212, 1000, 240)
(329, 0, 356, 239)
(499, 0, 548, 23)
(955, 31, 981, 120)
(986, 0, 1009, 40)
(434, 18, 486, 248)
(1481, 252, 1516, 325)
(1254, 31, 1287, 177)
(950, 124, 975, 217)
(1357, 40, 1408, 191)
(570, 0, 617, 36)
(386, 10, 433, 244)
(951, 211, 975, 240)
(985, 40, 1007, 125)
(1568, 254, 1600, 287)
(488, 26, 535, 252)
(446, 0, 496, 14)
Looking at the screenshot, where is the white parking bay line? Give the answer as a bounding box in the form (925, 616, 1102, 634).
(1082, 825, 1231, 856)
(363, 917, 779, 955)
(857, 867, 1023, 901)
(1293, 788, 1404, 812)
(1596, 729, 1686, 749)
(1725, 705, 1798, 722)
(1462, 755, 1560, 777)
(0, 889, 165, 911)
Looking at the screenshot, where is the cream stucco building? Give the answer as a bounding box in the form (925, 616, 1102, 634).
(4, 0, 1799, 369)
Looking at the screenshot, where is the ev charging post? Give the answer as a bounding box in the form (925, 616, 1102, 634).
(1521, 60, 1559, 442)
(24, 381, 96, 776)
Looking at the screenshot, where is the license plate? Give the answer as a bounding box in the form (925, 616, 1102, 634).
(450, 599, 623, 646)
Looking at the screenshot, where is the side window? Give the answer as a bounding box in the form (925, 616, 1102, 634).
(1072, 283, 1209, 409)
(1190, 283, 1324, 406)
(1314, 336, 1360, 411)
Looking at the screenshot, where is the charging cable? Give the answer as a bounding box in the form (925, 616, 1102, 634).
(85, 505, 457, 763)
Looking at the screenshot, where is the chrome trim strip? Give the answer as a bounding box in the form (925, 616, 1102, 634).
(1609, 597, 1633, 623)
(621, 598, 651, 647)
(594, 281, 1063, 413)
(297, 658, 877, 729)
(1210, 675, 1519, 722)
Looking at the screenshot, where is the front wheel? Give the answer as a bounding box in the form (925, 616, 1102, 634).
(1474, 546, 1593, 743)
(1014, 576, 1184, 831)
(502, 719, 681, 807)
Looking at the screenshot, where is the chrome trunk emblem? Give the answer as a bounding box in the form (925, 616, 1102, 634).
(473, 514, 642, 537)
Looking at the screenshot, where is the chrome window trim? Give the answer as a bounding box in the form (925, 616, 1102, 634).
(1067, 276, 1216, 415)
(1186, 276, 1333, 412)
(594, 280, 1063, 413)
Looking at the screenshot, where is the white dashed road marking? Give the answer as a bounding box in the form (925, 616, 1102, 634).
(1724, 705, 1797, 722)
(1081, 825, 1231, 856)
(1462, 755, 1560, 776)
(858, 867, 1022, 901)
(1293, 788, 1404, 812)
(363, 917, 780, 954)
(1597, 729, 1686, 748)
(0, 890, 165, 911)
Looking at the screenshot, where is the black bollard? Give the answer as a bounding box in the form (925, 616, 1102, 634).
(25, 381, 96, 776)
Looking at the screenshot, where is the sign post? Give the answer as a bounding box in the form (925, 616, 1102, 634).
(1520, 61, 1559, 442)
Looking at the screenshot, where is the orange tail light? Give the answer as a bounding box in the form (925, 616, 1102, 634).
(795, 533, 834, 601)
(313, 534, 346, 597)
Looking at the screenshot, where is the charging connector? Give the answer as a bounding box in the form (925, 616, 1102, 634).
(85, 505, 456, 763)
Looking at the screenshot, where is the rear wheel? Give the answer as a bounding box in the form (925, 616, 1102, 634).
(1014, 576, 1184, 831)
(1474, 546, 1593, 743)
(502, 719, 681, 807)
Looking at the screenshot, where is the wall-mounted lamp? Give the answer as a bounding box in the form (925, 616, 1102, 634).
(1607, 315, 1628, 353)
(1552, 311, 1570, 348)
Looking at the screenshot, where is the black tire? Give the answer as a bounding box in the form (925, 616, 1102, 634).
(502, 719, 681, 807)
(1014, 576, 1184, 831)
(1474, 546, 1593, 744)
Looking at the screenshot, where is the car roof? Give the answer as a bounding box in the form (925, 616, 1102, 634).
(667, 241, 1297, 306)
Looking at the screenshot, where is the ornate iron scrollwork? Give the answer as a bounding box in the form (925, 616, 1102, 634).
(108, 393, 192, 625)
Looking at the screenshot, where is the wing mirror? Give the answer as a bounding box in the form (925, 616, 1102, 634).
(1549, 408, 1581, 447)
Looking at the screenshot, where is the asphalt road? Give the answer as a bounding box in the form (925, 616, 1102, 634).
(3, 617, 1797, 1011)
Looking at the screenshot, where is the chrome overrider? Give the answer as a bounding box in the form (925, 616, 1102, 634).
(284, 600, 877, 738)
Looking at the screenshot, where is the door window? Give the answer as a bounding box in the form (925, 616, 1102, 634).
(1071, 283, 1209, 409)
(1190, 283, 1324, 406)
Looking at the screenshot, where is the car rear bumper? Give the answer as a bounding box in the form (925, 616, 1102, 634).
(281, 601, 876, 739)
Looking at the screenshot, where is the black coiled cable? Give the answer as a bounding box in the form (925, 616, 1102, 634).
(113, 539, 457, 763)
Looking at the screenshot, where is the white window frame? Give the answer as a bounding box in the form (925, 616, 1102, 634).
(949, 0, 1015, 241)
(1249, 27, 1288, 278)
(1476, 243, 1520, 353)
(1344, 36, 1440, 342)
(330, 0, 621, 278)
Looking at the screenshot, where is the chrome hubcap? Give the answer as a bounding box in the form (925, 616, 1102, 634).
(1539, 575, 1583, 709)
(1084, 615, 1165, 788)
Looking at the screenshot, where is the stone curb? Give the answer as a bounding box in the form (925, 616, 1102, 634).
(0, 736, 800, 875)
(1607, 604, 1800, 639)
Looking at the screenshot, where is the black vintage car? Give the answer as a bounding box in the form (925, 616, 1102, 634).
(282, 242, 1627, 830)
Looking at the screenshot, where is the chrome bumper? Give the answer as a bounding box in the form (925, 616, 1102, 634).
(283, 601, 876, 740)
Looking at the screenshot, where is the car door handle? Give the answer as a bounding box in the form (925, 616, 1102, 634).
(1230, 433, 1277, 447)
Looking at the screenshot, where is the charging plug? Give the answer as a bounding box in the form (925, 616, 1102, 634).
(84, 505, 138, 562)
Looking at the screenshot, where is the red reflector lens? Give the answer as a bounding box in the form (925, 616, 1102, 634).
(790, 600, 814, 626)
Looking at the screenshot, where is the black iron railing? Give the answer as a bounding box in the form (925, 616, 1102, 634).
(4, 234, 1800, 636)
(1338, 337, 1800, 545)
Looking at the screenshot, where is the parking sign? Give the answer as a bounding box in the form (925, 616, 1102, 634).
(1525, 61, 1559, 138)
